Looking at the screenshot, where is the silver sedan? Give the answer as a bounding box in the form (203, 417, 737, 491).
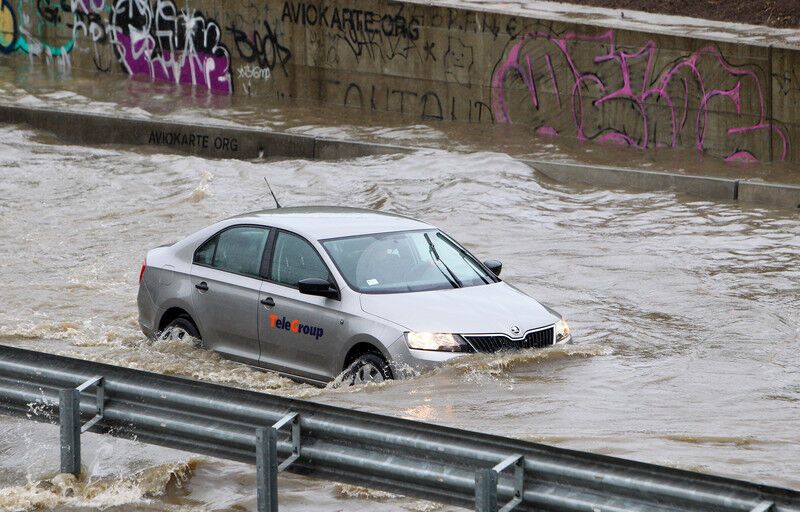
(137, 207, 570, 386)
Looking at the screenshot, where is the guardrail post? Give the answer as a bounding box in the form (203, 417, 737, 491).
(475, 469, 498, 512)
(59, 376, 105, 476)
(59, 388, 81, 475)
(256, 426, 278, 512)
(476, 454, 524, 512)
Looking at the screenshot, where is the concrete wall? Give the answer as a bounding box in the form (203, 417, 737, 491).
(1, 0, 798, 162)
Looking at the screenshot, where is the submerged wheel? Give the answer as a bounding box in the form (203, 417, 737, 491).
(343, 353, 393, 386)
(159, 315, 201, 347)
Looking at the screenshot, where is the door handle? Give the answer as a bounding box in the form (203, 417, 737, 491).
(195, 281, 209, 291)
(260, 297, 275, 307)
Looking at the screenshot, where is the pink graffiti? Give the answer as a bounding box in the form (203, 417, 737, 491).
(109, 0, 232, 94)
(114, 34, 231, 94)
(492, 31, 788, 161)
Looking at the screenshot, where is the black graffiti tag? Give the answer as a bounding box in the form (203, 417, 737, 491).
(227, 20, 292, 77)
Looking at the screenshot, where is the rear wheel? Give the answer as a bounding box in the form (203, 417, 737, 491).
(342, 353, 393, 386)
(160, 315, 201, 347)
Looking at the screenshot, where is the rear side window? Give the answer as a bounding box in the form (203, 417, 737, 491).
(194, 237, 216, 266)
(194, 226, 269, 278)
(270, 232, 329, 287)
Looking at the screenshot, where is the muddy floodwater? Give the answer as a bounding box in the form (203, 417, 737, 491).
(0, 122, 798, 511)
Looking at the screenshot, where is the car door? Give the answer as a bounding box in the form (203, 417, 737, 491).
(258, 230, 343, 382)
(190, 225, 270, 363)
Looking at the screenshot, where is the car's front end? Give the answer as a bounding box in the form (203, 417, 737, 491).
(384, 322, 571, 377)
(320, 227, 572, 379)
(358, 281, 571, 377)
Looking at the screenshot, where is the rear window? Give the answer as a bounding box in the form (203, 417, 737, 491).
(194, 226, 270, 278)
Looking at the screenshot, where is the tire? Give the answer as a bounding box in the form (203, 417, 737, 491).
(342, 352, 393, 386)
(159, 315, 201, 347)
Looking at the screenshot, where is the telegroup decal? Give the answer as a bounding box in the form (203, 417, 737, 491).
(269, 315, 324, 340)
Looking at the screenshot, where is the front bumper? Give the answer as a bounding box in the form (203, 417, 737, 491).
(386, 337, 468, 378)
(387, 328, 571, 378)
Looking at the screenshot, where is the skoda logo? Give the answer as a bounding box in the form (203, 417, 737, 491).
(510, 325, 520, 335)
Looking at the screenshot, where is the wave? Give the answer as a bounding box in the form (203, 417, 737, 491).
(0, 460, 199, 511)
(441, 343, 613, 378)
(0, 322, 83, 341)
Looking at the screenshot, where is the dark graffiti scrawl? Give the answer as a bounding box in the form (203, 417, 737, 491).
(227, 18, 292, 78)
(288, 0, 424, 65)
(491, 30, 787, 161)
(71, 0, 113, 72)
(109, 0, 232, 93)
(281, 0, 419, 40)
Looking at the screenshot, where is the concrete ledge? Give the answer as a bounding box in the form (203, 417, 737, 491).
(3, 104, 799, 210)
(0, 104, 410, 161)
(527, 160, 738, 201)
(738, 181, 800, 209)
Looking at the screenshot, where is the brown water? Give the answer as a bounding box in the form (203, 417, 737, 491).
(1, 81, 800, 509)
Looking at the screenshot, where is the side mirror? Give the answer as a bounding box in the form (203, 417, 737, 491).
(483, 260, 502, 277)
(298, 277, 339, 299)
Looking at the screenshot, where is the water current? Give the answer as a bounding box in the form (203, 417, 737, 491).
(0, 71, 798, 511)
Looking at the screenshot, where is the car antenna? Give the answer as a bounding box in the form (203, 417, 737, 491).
(264, 177, 282, 209)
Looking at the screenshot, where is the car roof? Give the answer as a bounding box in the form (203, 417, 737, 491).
(228, 206, 434, 240)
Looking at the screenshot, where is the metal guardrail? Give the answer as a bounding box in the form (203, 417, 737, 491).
(0, 345, 797, 512)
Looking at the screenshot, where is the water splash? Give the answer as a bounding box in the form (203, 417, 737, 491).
(442, 343, 613, 378)
(0, 461, 199, 511)
(188, 170, 214, 203)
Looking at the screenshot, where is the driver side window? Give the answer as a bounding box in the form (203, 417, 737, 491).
(270, 232, 329, 287)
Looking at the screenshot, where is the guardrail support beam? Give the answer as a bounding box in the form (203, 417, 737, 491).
(256, 426, 279, 512)
(475, 454, 524, 512)
(475, 469, 498, 512)
(59, 388, 81, 475)
(58, 376, 106, 476)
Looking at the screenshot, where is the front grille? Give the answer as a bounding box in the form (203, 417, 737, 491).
(464, 327, 554, 353)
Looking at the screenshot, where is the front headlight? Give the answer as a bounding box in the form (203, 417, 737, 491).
(405, 332, 464, 352)
(555, 319, 571, 343)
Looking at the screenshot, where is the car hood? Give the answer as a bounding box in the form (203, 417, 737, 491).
(359, 282, 559, 336)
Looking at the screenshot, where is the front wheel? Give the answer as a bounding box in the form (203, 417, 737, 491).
(342, 353, 393, 386)
(159, 315, 201, 347)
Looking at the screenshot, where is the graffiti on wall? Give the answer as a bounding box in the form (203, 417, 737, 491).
(0, 0, 75, 61)
(109, 0, 232, 94)
(288, 0, 425, 65)
(71, 0, 113, 71)
(0, 0, 19, 54)
(491, 30, 786, 161)
(0, 0, 792, 160)
(0, 0, 232, 92)
(319, 77, 493, 122)
(227, 18, 291, 78)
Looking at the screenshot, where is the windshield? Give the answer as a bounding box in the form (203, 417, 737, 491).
(322, 230, 497, 294)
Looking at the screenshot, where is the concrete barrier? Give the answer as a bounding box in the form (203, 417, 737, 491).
(2, 0, 800, 166)
(528, 161, 738, 201)
(738, 181, 800, 209)
(0, 104, 409, 160)
(4, 102, 798, 209)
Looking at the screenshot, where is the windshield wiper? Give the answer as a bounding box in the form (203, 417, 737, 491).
(436, 233, 491, 284)
(425, 232, 462, 288)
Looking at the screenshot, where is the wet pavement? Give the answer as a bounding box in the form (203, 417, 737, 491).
(0, 105, 798, 510)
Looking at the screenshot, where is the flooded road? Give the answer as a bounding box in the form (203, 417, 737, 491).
(0, 123, 798, 511)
